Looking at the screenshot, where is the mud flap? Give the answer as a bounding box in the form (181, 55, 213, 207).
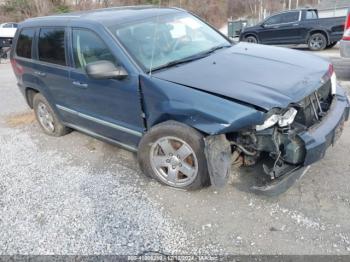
(204, 135, 231, 187)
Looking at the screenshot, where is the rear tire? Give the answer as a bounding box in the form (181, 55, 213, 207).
(308, 33, 327, 51)
(138, 121, 210, 191)
(244, 35, 258, 44)
(33, 93, 71, 137)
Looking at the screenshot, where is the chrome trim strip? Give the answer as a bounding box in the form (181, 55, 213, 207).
(56, 104, 143, 137)
(65, 123, 138, 152)
(56, 104, 77, 115)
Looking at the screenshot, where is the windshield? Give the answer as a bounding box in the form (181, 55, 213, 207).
(110, 13, 231, 72)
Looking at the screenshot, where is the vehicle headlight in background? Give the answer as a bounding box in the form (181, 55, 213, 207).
(323, 64, 337, 94)
(256, 108, 298, 131)
(331, 70, 337, 95)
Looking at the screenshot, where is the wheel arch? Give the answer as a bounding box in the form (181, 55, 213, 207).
(242, 32, 259, 42)
(307, 30, 330, 45)
(137, 119, 211, 190)
(25, 87, 39, 109)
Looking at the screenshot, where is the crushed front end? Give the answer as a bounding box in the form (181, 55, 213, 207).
(226, 69, 350, 195)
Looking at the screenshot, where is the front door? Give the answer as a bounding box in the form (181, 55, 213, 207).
(65, 28, 144, 148)
(260, 11, 301, 44)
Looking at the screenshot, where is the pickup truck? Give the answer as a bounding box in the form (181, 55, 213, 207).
(240, 9, 345, 51)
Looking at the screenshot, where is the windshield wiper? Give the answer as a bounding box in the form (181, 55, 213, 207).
(151, 53, 207, 73)
(202, 44, 231, 56)
(150, 44, 231, 73)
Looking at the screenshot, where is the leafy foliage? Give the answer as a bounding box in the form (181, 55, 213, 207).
(0, 0, 320, 27)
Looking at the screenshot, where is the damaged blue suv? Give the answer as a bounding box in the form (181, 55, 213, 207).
(11, 7, 350, 194)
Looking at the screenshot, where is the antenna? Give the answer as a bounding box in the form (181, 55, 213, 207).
(149, 0, 162, 76)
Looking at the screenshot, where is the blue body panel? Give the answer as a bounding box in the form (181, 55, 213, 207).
(300, 85, 350, 166)
(10, 7, 350, 156)
(140, 75, 264, 135)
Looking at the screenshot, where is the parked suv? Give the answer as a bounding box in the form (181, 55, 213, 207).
(10, 7, 350, 194)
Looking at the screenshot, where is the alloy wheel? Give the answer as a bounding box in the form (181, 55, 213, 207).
(310, 35, 324, 50)
(150, 136, 198, 187)
(37, 102, 55, 133)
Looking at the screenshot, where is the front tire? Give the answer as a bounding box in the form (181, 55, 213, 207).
(138, 121, 210, 190)
(33, 93, 71, 137)
(244, 35, 258, 44)
(308, 33, 327, 51)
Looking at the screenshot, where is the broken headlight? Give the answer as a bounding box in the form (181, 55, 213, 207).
(256, 108, 298, 131)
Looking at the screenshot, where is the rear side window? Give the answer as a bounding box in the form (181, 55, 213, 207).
(72, 28, 116, 69)
(306, 10, 318, 20)
(282, 12, 300, 23)
(38, 28, 66, 66)
(16, 28, 35, 59)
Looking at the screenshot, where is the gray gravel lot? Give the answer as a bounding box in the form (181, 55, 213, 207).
(0, 46, 350, 255)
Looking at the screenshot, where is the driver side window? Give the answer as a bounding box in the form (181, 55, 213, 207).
(264, 14, 283, 25)
(72, 29, 117, 70)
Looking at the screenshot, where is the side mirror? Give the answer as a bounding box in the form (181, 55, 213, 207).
(85, 60, 128, 80)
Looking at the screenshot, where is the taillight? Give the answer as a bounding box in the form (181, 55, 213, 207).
(328, 64, 334, 78)
(343, 10, 350, 40)
(322, 64, 337, 95)
(10, 58, 24, 76)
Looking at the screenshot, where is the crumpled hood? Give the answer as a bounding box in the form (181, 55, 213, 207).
(153, 42, 330, 110)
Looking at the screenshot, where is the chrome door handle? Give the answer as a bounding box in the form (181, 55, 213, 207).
(34, 71, 46, 77)
(72, 81, 88, 88)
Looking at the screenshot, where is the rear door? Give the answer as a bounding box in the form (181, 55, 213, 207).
(33, 27, 72, 120)
(12, 28, 37, 89)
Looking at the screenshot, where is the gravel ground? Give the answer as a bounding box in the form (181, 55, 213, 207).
(0, 46, 350, 255)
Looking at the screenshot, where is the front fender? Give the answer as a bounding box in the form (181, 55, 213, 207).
(140, 75, 265, 135)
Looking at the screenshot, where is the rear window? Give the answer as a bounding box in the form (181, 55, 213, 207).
(16, 28, 35, 59)
(38, 28, 66, 66)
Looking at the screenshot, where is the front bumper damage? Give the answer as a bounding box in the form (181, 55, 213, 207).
(205, 86, 350, 196)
